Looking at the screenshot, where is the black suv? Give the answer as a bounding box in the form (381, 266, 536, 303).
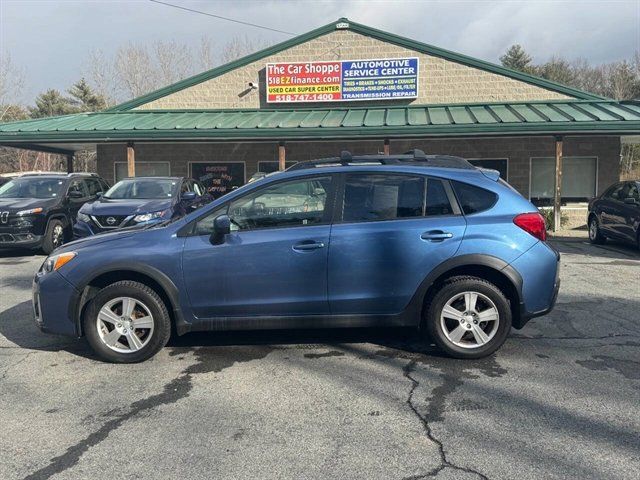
(0, 173, 109, 254)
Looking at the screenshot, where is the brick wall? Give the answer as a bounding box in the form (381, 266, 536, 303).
(97, 136, 620, 199)
(134, 30, 572, 110)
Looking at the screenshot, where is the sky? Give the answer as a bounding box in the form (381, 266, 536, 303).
(1, 0, 639, 103)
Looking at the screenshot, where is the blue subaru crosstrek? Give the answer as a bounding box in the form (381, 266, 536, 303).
(33, 150, 559, 363)
(73, 176, 208, 237)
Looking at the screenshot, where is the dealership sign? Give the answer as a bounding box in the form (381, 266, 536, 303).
(266, 58, 419, 103)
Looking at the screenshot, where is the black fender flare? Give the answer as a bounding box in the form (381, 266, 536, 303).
(71, 262, 187, 336)
(407, 254, 524, 326)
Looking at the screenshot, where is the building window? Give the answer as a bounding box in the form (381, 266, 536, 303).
(530, 156, 597, 205)
(257, 161, 298, 173)
(114, 161, 170, 182)
(190, 162, 245, 197)
(467, 159, 508, 180)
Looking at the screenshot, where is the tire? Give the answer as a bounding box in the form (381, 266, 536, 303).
(588, 216, 606, 244)
(83, 280, 171, 363)
(424, 276, 512, 359)
(42, 218, 66, 254)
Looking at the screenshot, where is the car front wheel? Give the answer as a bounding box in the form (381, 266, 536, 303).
(83, 281, 171, 363)
(588, 216, 606, 244)
(42, 219, 65, 254)
(425, 276, 512, 359)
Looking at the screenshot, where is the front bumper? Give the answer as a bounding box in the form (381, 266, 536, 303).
(33, 270, 81, 337)
(0, 231, 43, 249)
(72, 220, 96, 238)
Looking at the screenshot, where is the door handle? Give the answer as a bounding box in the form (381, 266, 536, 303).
(292, 241, 326, 252)
(421, 230, 453, 242)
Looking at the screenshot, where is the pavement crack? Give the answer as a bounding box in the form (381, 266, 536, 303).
(22, 346, 273, 480)
(402, 360, 489, 480)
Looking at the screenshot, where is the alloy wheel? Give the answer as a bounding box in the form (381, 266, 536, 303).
(440, 291, 500, 349)
(52, 224, 64, 248)
(96, 297, 155, 353)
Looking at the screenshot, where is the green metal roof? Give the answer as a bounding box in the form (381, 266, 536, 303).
(106, 18, 605, 112)
(1, 101, 639, 146)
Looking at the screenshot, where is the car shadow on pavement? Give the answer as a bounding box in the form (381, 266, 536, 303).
(0, 298, 444, 361)
(0, 300, 94, 358)
(0, 248, 43, 258)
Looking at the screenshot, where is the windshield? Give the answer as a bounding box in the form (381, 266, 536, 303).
(104, 179, 177, 199)
(0, 177, 65, 199)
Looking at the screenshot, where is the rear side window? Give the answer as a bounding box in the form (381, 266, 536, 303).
(342, 174, 424, 222)
(452, 181, 497, 214)
(426, 178, 455, 216)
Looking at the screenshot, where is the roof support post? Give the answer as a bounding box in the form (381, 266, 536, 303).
(66, 153, 74, 174)
(278, 141, 286, 171)
(383, 139, 390, 155)
(127, 142, 135, 177)
(553, 136, 563, 232)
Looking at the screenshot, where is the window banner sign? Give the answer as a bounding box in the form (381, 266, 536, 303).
(190, 162, 245, 197)
(266, 58, 419, 103)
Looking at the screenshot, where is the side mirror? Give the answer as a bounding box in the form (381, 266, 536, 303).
(96, 192, 103, 198)
(68, 190, 83, 199)
(209, 214, 231, 245)
(624, 197, 638, 205)
(181, 191, 197, 201)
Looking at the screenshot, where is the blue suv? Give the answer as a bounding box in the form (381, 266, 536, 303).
(33, 150, 559, 363)
(73, 176, 207, 237)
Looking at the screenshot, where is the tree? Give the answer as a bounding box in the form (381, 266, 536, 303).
(0, 51, 26, 106)
(68, 78, 107, 111)
(0, 104, 29, 122)
(499, 44, 534, 73)
(537, 56, 576, 86)
(220, 35, 265, 64)
(29, 89, 76, 118)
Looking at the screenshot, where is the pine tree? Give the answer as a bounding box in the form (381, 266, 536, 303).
(28, 89, 77, 118)
(68, 78, 107, 112)
(499, 44, 534, 73)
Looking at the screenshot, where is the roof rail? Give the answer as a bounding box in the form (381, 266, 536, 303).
(403, 149, 427, 160)
(287, 151, 476, 172)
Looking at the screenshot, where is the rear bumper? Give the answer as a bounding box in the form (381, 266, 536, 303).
(33, 270, 81, 337)
(510, 241, 561, 329)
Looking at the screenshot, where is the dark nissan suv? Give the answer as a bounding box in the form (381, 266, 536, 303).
(0, 173, 109, 253)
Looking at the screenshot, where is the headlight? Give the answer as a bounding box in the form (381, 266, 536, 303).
(133, 210, 168, 223)
(77, 212, 91, 223)
(41, 252, 77, 274)
(17, 207, 43, 216)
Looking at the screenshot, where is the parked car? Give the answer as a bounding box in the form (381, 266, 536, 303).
(73, 176, 209, 238)
(588, 180, 640, 249)
(33, 150, 560, 363)
(0, 173, 109, 254)
(0, 171, 60, 187)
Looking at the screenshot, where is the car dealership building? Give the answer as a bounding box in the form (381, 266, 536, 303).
(1, 18, 639, 225)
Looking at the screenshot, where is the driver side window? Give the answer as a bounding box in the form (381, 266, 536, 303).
(227, 176, 332, 231)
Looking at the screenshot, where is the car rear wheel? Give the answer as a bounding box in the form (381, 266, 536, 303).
(84, 281, 171, 363)
(588, 216, 606, 244)
(425, 276, 511, 359)
(42, 219, 65, 254)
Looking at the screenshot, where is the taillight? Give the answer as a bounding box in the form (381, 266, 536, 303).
(513, 212, 547, 241)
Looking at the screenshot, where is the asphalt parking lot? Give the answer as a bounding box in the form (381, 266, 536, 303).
(0, 239, 639, 480)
